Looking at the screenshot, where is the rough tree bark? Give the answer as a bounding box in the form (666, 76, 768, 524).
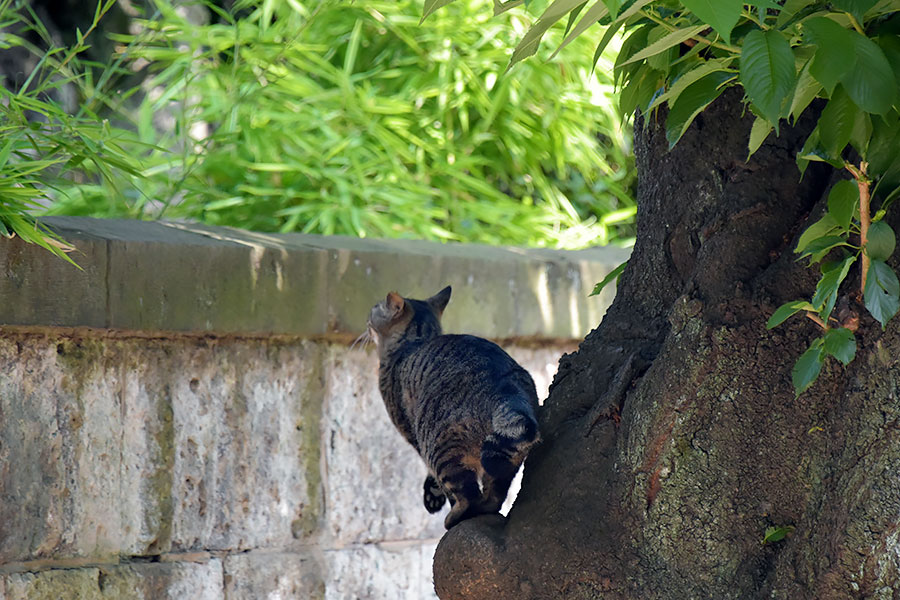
(434, 89, 900, 599)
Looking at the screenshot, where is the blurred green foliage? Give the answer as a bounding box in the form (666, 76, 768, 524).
(0, 0, 145, 263)
(6, 0, 636, 249)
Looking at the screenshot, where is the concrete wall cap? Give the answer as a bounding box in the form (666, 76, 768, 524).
(0, 216, 627, 339)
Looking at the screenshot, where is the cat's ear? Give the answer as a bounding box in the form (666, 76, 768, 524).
(427, 286, 452, 315)
(386, 291, 406, 317)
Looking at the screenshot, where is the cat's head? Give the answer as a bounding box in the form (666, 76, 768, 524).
(367, 286, 452, 353)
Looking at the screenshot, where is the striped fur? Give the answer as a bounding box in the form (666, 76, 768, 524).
(367, 286, 540, 529)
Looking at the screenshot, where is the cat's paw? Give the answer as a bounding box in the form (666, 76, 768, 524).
(423, 475, 446, 513)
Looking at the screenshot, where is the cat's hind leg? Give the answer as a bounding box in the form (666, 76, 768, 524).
(479, 445, 521, 514)
(423, 474, 447, 513)
(439, 466, 484, 529)
(480, 402, 539, 512)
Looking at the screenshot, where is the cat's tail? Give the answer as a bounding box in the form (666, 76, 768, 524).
(480, 400, 539, 481)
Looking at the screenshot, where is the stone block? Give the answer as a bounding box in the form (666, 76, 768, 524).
(167, 340, 323, 551)
(2, 568, 103, 600)
(2, 216, 625, 338)
(105, 238, 327, 335)
(324, 542, 438, 600)
(0, 336, 126, 563)
(0, 231, 107, 328)
(224, 551, 324, 599)
(97, 560, 224, 599)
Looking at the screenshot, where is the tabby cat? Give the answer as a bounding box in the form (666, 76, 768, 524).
(366, 285, 540, 529)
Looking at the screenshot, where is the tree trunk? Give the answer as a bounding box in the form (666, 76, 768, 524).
(433, 89, 900, 599)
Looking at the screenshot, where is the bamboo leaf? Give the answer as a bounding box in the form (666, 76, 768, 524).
(589, 260, 627, 297)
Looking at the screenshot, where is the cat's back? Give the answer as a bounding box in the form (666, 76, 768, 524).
(403, 333, 536, 401)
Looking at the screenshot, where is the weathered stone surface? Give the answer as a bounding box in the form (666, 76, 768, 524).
(224, 551, 325, 599)
(0, 216, 625, 339)
(167, 340, 321, 551)
(324, 541, 439, 600)
(2, 568, 103, 600)
(0, 561, 223, 600)
(0, 335, 322, 561)
(0, 337, 125, 563)
(97, 560, 224, 599)
(0, 233, 107, 329)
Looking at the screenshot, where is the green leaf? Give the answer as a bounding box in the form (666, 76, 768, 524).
(767, 299, 816, 329)
(650, 57, 735, 111)
(841, 32, 898, 115)
(804, 17, 856, 95)
(864, 259, 900, 328)
(790, 60, 823, 124)
(510, 0, 592, 65)
(763, 525, 795, 544)
(811, 254, 856, 323)
(818, 86, 859, 159)
(793, 340, 825, 396)
(823, 327, 857, 365)
(590, 20, 626, 69)
(420, 0, 453, 23)
(849, 110, 873, 158)
(827, 180, 859, 230)
(589, 260, 627, 297)
(665, 71, 733, 148)
(831, 0, 879, 22)
(776, 0, 818, 28)
(563, 2, 588, 36)
(879, 34, 900, 93)
(748, 115, 772, 159)
(799, 235, 851, 262)
(601, 0, 622, 19)
(795, 213, 840, 255)
(552, 0, 612, 60)
(680, 0, 743, 46)
(867, 221, 896, 261)
(867, 112, 900, 176)
(740, 29, 797, 129)
(797, 128, 845, 170)
(619, 25, 709, 68)
(421, 0, 457, 21)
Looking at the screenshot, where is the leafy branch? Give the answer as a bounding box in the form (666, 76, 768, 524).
(447, 0, 898, 395)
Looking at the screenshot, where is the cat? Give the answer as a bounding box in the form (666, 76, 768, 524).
(366, 285, 540, 529)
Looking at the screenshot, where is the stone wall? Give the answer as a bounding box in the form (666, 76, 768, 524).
(0, 218, 625, 599)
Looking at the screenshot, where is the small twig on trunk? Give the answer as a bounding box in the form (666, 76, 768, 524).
(846, 161, 871, 296)
(585, 352, 639, 437)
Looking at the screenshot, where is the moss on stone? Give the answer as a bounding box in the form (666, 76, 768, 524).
(147, 384, 175, 555)
(293, 342, 326, 540)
